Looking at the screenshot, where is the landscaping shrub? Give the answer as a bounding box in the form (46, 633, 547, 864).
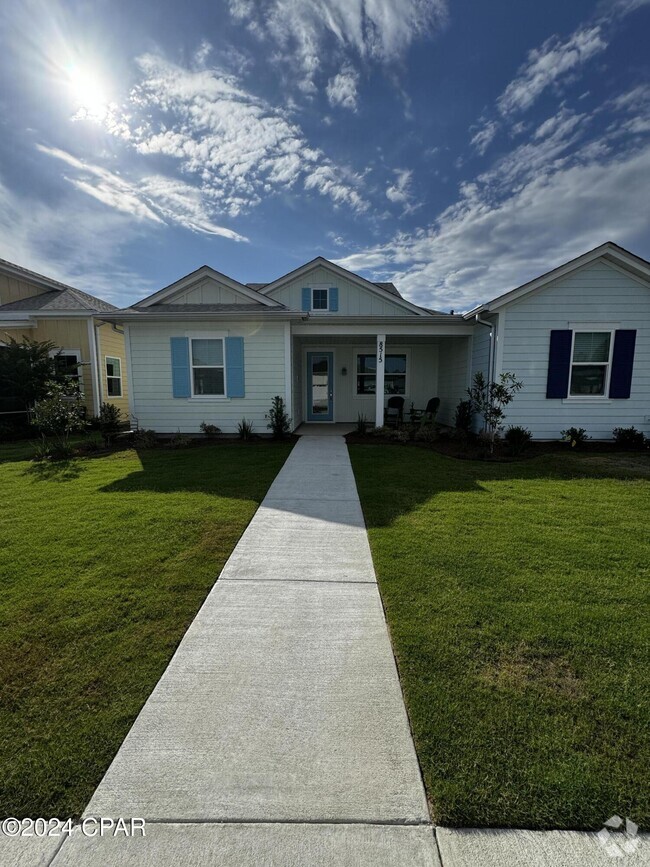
(131, 428, 158, 448)
(467, 371, 523, 453)
(166, 430, 193, 449)
(98, 402, 122, 447)
(31, 380, 86, 460)
(504, 425, 533, 456)
(200, 421, 221, 438)
(391, 428, 410, 444)
(238, 418, 255, 440)
(414, 425, 438, 443)
(454, 399, 473, 434)
(356, 414, 370, 435)
(612, 426, 647, 450)
(561, 427, 589, 448)
(267, 396, 292, 439)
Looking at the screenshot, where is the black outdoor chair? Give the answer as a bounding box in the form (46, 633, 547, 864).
(422, 397, 440, 425)
(384, 396, 405, 427)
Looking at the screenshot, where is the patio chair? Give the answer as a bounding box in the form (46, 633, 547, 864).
(384, 396, 405, 427)
(421, 397, 440, 426)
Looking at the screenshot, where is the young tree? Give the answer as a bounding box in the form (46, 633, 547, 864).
(267, 395, 292, 439)
(0, 337, 65, 411)
(467, 371, 523, 452)
(31, 380, 86, 459)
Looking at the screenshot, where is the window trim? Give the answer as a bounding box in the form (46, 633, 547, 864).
(105, 355, 123, 398)
(49, 348, 83, 394)
(310, 286, 330, 313)
(188, 335, 228, 399)
(567, 329, 614, 399)
(354, 348, 410, 397)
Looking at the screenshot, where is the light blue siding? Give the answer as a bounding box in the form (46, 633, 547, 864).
(498, 260, 650, 439)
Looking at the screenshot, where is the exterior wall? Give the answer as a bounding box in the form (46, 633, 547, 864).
(1, 317, 95, 415)
(166, 277, 258, 306)
(268, 266, 413, 316)
(437, 336, 471, 426)
(127, 319, 287, 434)
(0, 274, 50, 305)
(96, 322, 130, 419)
(292, 337, 303, 427)
(498, 260, 650, 439)
(296, 335, 439, 423)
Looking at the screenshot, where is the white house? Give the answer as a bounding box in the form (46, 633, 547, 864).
(106, 242, 650, 440)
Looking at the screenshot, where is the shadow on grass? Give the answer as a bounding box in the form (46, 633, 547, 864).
(348, 443, 649, 528)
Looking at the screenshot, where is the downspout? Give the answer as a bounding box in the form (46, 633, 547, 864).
(475, 313, 496, 386)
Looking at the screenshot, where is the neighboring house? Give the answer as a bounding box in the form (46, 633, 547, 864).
(0, 259, 129, 420)
(106, 241, 649, 440)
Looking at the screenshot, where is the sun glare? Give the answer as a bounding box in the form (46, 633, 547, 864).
(65, 63, 110, 121)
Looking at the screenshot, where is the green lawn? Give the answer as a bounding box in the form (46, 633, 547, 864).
(0, 442, 292, 818)
(349, 445, 649, 830)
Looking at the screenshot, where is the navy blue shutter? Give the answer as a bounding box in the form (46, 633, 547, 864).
(546, 330, 572, 398)
(170, 337, 191, 398)
(225, 336, 245, 398)
(609, 330, 636, 398)
(329, 287, 339, 311)
(301, 287, 311, 312)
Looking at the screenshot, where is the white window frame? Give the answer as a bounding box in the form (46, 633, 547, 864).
(568, 329, 614, 399)
(188, 334, 228, 399)
(354, 348, 410, 397)
(105, 355, 123, 398)
(49, 348, 83, 395)
(310, 286, 330, 313)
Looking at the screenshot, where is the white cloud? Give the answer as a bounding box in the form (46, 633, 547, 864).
(227, 0, 448, 88)
(36, 146, 247, 241)
(497, 26, 606, 117)
(101, 52, 366, 215)
(0, 174, 153, 305)
(326, 65, 359, 110)
(385, 168, 413, 206)
(336, 136, 650, 311)
(470, 120, 499, 155)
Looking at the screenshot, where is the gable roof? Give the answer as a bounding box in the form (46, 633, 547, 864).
(257, 256, 430, 315)
(0, 258, 117, 314)
(246, 277, 403, 298)
(465, 242, 650, 317)
(134, 265, 282, 309)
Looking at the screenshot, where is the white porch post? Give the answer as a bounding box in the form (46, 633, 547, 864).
(375, 333, 386, 428)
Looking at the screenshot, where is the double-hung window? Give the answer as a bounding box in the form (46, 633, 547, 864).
(51, 350, 83, 392)
(312, 288, 329, 311)
(569, 331, 612, 396)
(191, 338, 225, 396)
(105, 356, 122, 397)
(356, 353, 407, 395)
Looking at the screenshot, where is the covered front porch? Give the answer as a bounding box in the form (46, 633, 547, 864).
(290, 322, 473, 430)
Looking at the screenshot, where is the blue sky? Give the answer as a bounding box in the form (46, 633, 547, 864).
(1, 0, 649, 310)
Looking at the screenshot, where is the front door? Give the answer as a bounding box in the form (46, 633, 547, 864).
(306, 352, 334, 421)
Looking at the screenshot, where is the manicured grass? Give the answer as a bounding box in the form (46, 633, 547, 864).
(0, 442, 292, 818)
(349, 445, 650, 830)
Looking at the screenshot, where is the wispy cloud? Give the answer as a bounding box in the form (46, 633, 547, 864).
(326, 64, 359, 110)
(470, 119, 499, 155)
(101, 51, 367, 215)
(385, 168, 418, 213)
(227, 0, 448, 90)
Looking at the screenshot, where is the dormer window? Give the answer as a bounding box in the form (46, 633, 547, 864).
(312, 288, 329, 310)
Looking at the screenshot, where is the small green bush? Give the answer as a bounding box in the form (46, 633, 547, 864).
(166, 430, 193, 449)
(391, 428, 410, 444)
(414, 426, 437, 443)
(238, 418, 255, 441)
(356, 414, 370, 435)
(200, 421, 221, 437)
(131, 428, 158, 448)
(504, 425, 533, 456)
(612, 426, 646, 450)
(561, 427, 589, 448)
(454, 399, 473, 434)
(267, 396, 291, 439)
(98, 402, 122, 447)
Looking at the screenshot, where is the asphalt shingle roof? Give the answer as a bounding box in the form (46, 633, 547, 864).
(0, 288, 117, 314)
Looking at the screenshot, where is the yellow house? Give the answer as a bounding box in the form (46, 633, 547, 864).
(0, 258, 129, 421)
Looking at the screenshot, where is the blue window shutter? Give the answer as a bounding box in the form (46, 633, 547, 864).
(609, 330, 636, 398)
(170, 337, 191, 398)
(225, 336, 245, 398)
(301, 287, 311, 312)
(329, 287, 339, 311)
(546, 330, 572, 398)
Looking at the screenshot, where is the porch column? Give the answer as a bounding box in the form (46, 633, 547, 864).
(375, 333, 386, 428)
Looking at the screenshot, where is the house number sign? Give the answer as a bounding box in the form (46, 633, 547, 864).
(378, 340, 384, 362)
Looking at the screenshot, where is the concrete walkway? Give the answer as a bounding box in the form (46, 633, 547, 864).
(49, 435, 439, 865)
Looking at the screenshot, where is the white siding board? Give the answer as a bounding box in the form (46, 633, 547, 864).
(164, 278, 258, 306)
(499, 260, 650, 439)
(437, 337, 471, 426)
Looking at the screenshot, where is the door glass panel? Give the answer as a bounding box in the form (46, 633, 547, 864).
(311, 356, 329, 415)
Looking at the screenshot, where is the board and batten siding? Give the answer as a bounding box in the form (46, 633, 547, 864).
(127, 320, 287, 433)
(267, 266, 412, 316)
(498, 260, 650, 439)
(437, 336, 471, 426)
(0, 274, 50, 305)
(166, 277, 259, 306)
(96, 322, 129, 419)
